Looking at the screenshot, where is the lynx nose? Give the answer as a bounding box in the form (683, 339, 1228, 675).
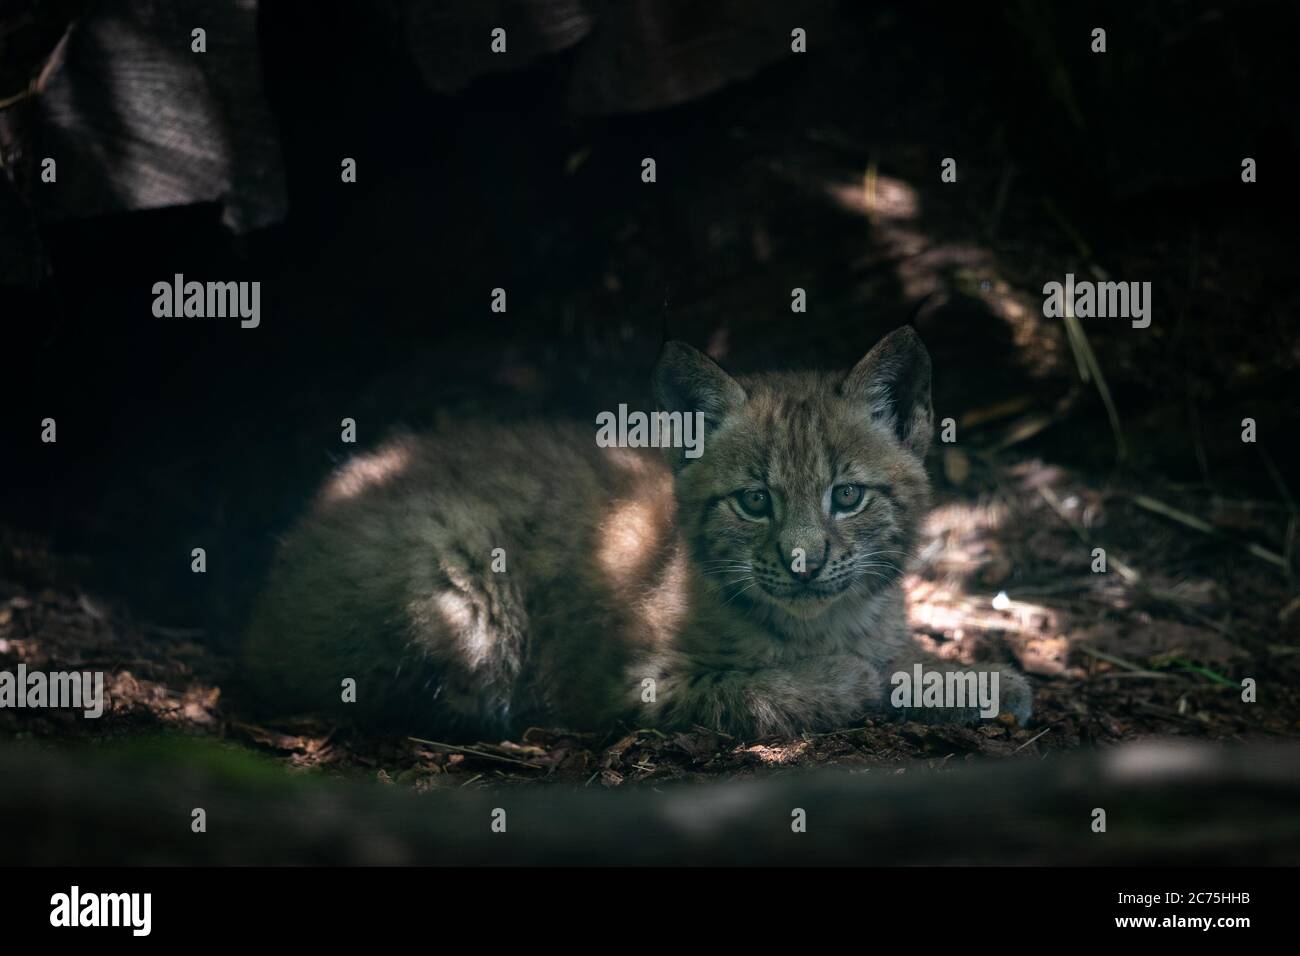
(779, 540, 828, 582)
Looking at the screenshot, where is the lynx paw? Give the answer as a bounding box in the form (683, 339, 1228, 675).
(885, 663, 1034, 726)
(996, 667, 1034, 725)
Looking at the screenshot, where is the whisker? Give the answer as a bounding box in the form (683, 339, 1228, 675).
(704, 572, 755, 597)
(721, 581, 758, 607)
(849, 565, 902, 576)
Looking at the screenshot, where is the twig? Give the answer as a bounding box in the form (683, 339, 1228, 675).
(1134, 700, 1197, 723)
(1012, 726, 1052, 753)
(1132, 494, 1287, 570)
(960, 395, 1034, 429)
(1144, 591, 1234, 638)
(1077, 644, 1149, 673)
(407, 736, 543, 770)
(1095, 671, 1176, 680)
(1042, 195, 1127, 461)
(1062, 311, 1127, 461)
(694, 724, 733, 739)
(862, 159, 878, 224)
(993, 413, 1057, 451)
(0, 25, 73, 110)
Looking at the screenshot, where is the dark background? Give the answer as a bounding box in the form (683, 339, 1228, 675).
(2, 0, 1297, 649)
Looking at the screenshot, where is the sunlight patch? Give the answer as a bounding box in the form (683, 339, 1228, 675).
(322, 442, 413, 503)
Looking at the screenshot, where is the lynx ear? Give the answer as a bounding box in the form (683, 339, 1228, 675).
(652, 341, 746, 431)
(842, 326, 934, 458)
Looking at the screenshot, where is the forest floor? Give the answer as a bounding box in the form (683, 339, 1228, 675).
(4, 436, 1297, 793)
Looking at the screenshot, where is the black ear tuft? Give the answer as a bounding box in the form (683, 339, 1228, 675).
(652, 341, 747, 430)
(841, 326, 934, 458)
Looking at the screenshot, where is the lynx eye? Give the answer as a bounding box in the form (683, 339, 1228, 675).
(831, 484, 866, 512)
(734, 489, 772, 518)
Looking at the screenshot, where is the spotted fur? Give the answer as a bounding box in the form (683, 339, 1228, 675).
(244, 327, 1032, 738)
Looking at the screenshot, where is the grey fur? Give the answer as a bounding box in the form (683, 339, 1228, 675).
(244, 327, 1032, 738)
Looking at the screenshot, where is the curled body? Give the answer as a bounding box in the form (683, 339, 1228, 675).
(244, 328, 1033, 738)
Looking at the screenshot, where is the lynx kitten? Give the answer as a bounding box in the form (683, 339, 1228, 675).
(244, 327, 1033, 737)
